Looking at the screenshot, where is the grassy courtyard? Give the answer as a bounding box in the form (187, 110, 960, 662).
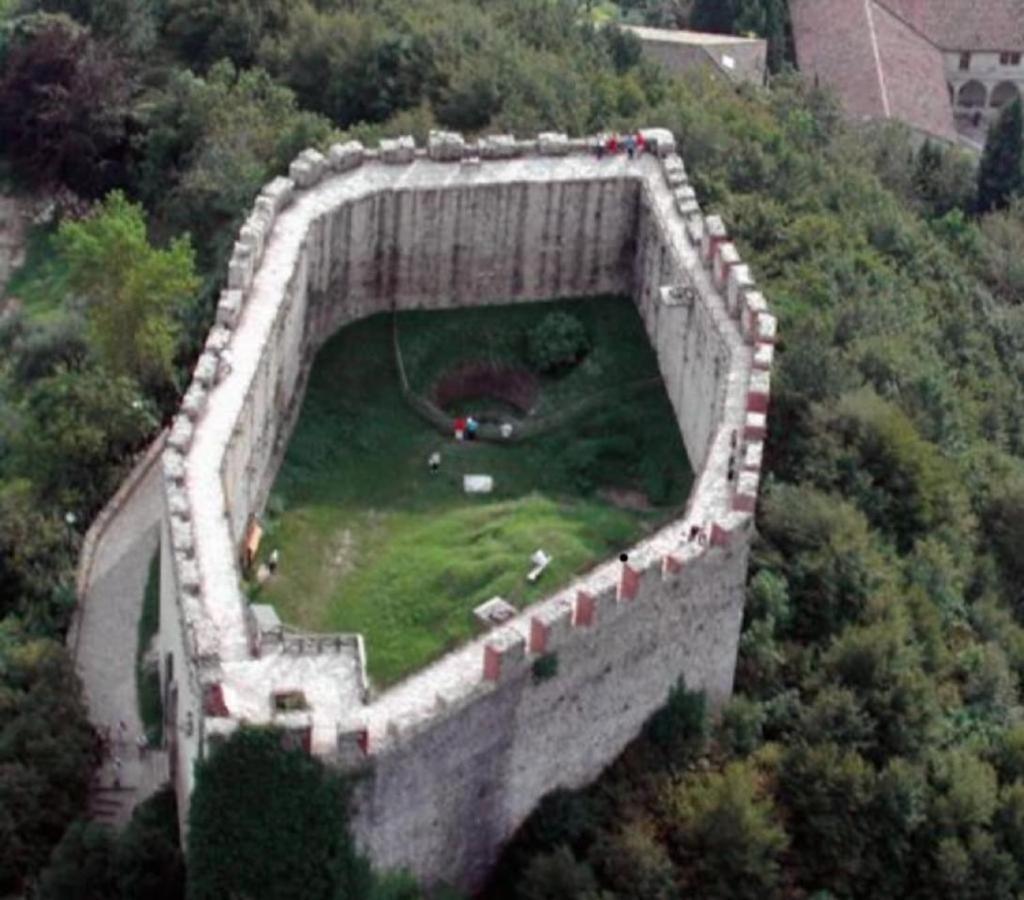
(252, 296, 692, 686)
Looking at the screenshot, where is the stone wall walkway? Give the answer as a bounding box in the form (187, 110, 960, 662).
(72, 457, 170, 827)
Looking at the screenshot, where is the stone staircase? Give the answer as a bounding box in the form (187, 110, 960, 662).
(86, 749, 171, 828)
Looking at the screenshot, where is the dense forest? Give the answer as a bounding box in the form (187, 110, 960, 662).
(4, 0, 1024, 897)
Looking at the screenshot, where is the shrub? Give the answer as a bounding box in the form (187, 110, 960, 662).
(532, 653, 558, 682)
(525, 312, 590, 374)
(187, 726, 369, 900)
(645, 678, 707, 765)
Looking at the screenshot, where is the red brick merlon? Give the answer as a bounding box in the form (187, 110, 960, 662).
(663, 554, 684, 576)
(746, 369, 771, 415)
(618, 562, 642, 601)
(711, 522, 737, 548)
(483, 627, 526, 682)
(529, 598, 574, 654)
(574, 590, 597, 627)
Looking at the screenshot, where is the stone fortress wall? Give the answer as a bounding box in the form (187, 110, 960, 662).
(155, 128, 776, 889)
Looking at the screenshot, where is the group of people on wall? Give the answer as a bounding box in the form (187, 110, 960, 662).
(597, 131, 647, 160)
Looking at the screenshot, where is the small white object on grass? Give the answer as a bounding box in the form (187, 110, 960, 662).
(463, 474, 494, 494)
(527, 549, 552, 582)
(500, 422, 514, 439)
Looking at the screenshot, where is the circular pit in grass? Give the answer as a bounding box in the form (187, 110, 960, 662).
(433, 362, 539, 424)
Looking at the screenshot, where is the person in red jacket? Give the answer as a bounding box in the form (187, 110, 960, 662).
(606, 133, 619, 155)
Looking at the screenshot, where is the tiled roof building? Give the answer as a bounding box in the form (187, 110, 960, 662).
(791, 0, 1024, 145)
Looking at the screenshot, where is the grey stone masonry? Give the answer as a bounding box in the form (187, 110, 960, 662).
(154, 128, 775, 890)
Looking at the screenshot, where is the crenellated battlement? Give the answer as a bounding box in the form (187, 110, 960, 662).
(155, 126, 775, 889)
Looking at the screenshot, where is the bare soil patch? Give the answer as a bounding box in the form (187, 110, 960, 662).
(433, 362, 539, 414)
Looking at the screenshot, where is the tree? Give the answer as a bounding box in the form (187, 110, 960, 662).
(137, 62, 333, 259)
(27, 0, 158, 53)
(13, 367, 158, 514)
(163, 0, 294, 70)
(779, 743, 876, 894)
(0, 13, 132, 194)
(666, 761, 786, 899)
(588, 822, 675, 900)
(978, 97, 1024, 213)
(187, 726, 370, 900)
(0, 620, 96, 896)
(518, 846, 606, 900)
(758, 484, 891, 640)
(644, 678, 707, 767)
(0, 479, 76, 630)
(38, 787, 185, 900)
(58, 191, 198, 392)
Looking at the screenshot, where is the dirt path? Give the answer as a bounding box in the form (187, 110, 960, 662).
(72, 461, 170, 826)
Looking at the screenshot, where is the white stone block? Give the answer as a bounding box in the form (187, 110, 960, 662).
(428, 130, 466, 161)
(753, 342, 774, 370)
(193, 351, 219, 387)
(537, 132, 570, 155)
(743, 441, 763, 471)
(260, 176, 294, 212)
(640, 127, 677, 157)
(714, 242, 740, 292)
(380, 136, 416, 164)
(162, 449, 186, 484)
(742, 291, 768, 343)
(479, 135, 519, 159)
(676, 197, 701, 218)
(181, 383, 207, 421)
(464, 474, 494, 494)
(168, 415, 194, 453)
(701, 215, 727, 265)
(754, 312, 777, 344)
(216, 289, 242, 328)
(726, 264, 754, 319)
(328, 140, 365, 172)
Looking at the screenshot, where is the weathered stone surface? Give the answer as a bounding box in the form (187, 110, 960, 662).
(428, 130, 466, 161)
(216, 289, 243, 328)
(181, 383, 207, 421)
(478, 135, 520, 159)
(289, 148, 328, 188)
(537, 132, 571, 155)
(641, 126, 677, 156)
(260, 176, 294, 212)
(380, 135, 416, 164)
(168, 416, 194, 453)
(328, 141, 365, 172)
(157, 136, 771, 892)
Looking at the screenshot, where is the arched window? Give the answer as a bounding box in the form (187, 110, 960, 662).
(990, 81, 1021, 108)
(957, 80, 987, 108)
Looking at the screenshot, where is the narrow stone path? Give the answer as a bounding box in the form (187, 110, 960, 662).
(73, 461, 170, 826)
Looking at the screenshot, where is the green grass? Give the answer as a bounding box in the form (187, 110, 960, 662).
(137, 551, 163, 744)
(3, 224, 70, 322)
(254, 297, 692, 686)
